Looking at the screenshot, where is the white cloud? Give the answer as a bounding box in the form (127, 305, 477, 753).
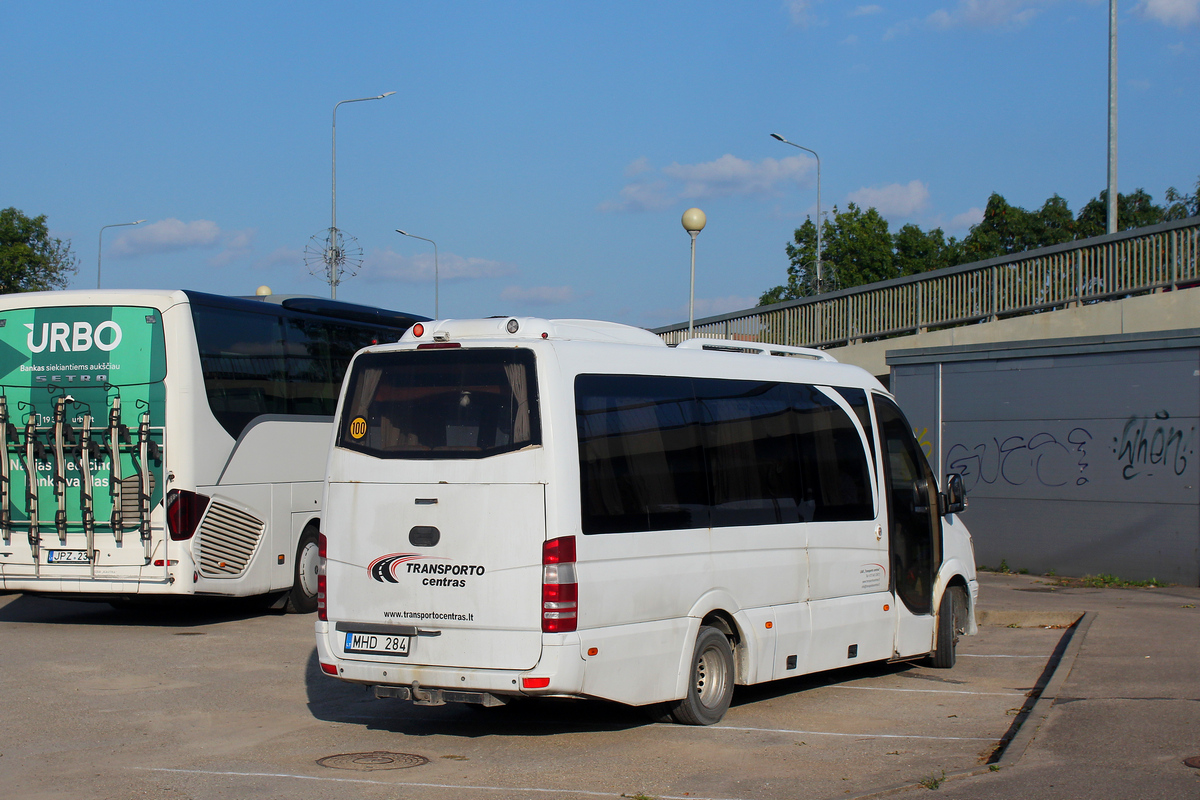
(110, 218, 220, 257)
(846, 180, 931, 217)
(208, 228, 257, 267)
(786, 0, 823, 27)
(853, 4, 884, 15)
(361, 248, 517, 283)
(624, 156, 654, 177)
(598, 179, 674, 212)
(927, 0, 1045, 29)
(500, 285, 582, 305)
(950, 207, 985, 230)
(109, 218, 255, 267)
(253, 246, 302, 270)
(1136, 0, 1200, 27)
(602, 155, 815, 212)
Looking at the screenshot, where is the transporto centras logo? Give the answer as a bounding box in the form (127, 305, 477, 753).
(367, 553, 487, 583)
(369, 553, 427, 583)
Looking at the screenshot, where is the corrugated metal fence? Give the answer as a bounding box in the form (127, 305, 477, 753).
(653, 217, 1200, 348)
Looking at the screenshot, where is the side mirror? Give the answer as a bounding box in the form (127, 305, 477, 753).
(911, 478, 930, 514)
(939, 473, 967, 516)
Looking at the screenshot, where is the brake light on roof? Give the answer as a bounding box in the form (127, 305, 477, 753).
(166, 489, 210, 541)
(317, 532, 328, 621)
(416, 342, 461, 349)
(542, 535, 577, 633)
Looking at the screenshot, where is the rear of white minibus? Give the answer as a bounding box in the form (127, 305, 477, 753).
(315, 335, 581, 705)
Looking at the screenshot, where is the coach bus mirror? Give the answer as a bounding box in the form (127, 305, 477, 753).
(940, 473, 966, 516)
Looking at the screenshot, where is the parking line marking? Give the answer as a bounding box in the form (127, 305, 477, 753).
(959, 654, 1048, 658)
(839, 685, 1025, 697)
(709, 726, 996, 741)
(139, 768, 746, 800)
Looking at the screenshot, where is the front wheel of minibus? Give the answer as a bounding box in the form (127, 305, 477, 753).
(285, 526, 321, 614)
(664, 626, 735, 725)
(929, 585, 967, 668)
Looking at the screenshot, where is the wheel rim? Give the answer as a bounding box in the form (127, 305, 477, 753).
(297, 540, 320, 597)
(694, 644, 730, 708)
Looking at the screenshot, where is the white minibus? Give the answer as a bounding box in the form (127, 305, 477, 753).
(316, 317, 977, 724)
(0, 289, 424, 610)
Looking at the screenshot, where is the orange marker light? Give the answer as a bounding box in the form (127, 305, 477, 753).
(587, 647, 599, 656)
(883, 604, 890, 611)
(765, 621, 773, 629)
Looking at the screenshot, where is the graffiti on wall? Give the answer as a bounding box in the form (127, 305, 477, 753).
(944, 410, 1196, 491)
(1113, 411, 1195, 480)
(947, 428, 1092, 492)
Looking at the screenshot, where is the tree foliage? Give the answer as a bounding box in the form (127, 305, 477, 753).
(0, 208, 78, 293)
(760, 177, 1200, 306)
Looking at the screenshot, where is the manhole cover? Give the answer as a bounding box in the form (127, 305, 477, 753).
(317, 752, 429, 771)
(1184, 756, 1200, 769)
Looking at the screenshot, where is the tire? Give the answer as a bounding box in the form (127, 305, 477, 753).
(665, 626, 735, 725)
(284, 526, 321, 614)
(929, 586, 967, 669)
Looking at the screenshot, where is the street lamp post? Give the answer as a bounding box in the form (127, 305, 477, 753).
(329, 91, 395, 298)
(1107, 0, 1118, 235)
(97, 220, 146, 289)
(770, 133, 822, 294)
(682, 207, 706, 338)
(396, 229, 439, 319)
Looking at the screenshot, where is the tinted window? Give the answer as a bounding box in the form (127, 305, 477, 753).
(338, 348, 540, 459)
(576, 375, 708, 534)
(192, 303, 395, 438)
(577, 375, 874, 535)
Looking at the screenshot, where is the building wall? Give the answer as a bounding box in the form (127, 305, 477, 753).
(890, 333, 1200, 586)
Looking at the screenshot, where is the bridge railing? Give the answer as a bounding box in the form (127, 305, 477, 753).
(653, 216, 1200, 348)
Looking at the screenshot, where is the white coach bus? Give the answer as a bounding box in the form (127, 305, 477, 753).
(316, 317, 977, 724)
(0, 289, 424, 611)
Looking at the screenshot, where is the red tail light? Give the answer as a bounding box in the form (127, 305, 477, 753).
(166, 489, 210, 541)
(317, 533, 328, 621)
(542, 535, 577, 633)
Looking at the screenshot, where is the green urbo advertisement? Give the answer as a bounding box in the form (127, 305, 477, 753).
(0, 306, 166, 564)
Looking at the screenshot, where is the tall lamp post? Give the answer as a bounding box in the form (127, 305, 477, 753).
(682, 207, 706, 338)
(97, 220, 146, 289)
(396, 229, 439, 318)
(770, 133, 822, 294)
(1106, 0, 1118, 235)
(329, 91, 395, 298)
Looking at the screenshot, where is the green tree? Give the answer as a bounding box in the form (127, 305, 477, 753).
(1074, 189, 1165, 238)
(0, 208, 78, 293)
(760, 217, 819, 305)
(820, 203, 896, 290)
(1163, 177, 1200, 221)
(894, 223, 960, 277)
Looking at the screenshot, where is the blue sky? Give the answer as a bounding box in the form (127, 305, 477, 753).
(4, 1, 1197, 328)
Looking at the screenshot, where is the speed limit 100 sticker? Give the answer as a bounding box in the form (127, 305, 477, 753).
(349, 417, 367, 439)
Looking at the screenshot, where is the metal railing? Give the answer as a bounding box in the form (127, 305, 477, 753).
(653, 217, 1200, 348)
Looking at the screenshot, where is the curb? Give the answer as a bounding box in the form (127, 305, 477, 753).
(838, 610, 1096, 800)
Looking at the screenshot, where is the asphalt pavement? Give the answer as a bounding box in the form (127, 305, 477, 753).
(874, 571, 1200, 800)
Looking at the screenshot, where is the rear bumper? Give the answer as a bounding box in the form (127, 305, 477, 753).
(315, 620, 587, 699)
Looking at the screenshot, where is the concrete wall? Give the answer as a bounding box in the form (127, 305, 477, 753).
(889, 331, 1200, 586)
(829, 286, 1200, 380)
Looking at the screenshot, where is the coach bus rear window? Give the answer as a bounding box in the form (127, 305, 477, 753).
(338, 348, 540, 458)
